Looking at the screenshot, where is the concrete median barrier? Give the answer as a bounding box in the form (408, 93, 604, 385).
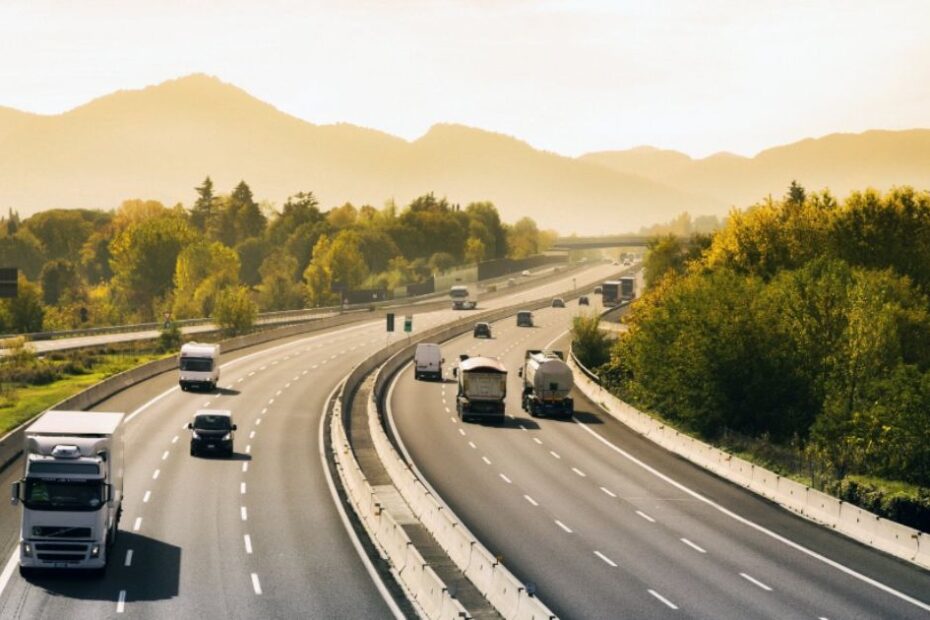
(569, 351, 930, 572)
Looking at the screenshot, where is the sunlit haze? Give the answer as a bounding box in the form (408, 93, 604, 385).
(2, 0, 929, 158)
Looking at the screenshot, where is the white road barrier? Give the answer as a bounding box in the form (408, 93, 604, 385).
(568, 353, 930, 571)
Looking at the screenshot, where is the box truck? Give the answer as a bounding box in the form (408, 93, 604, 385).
(11, 410, 124, 575)
(179, 342, 221, 391)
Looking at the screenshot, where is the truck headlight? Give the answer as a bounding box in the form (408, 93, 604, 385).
(22, 543, 32, 557)
(90, 544, 100, 558)
(222, 433, 231, 441)
(191, 431, 201, 440)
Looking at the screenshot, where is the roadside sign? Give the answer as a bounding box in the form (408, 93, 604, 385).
(386, 313, 395, 332)
(403, 315, 412, 332)
(0, 268, 17, 298)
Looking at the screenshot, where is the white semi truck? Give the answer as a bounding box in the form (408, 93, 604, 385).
(453, 355, 507, 423)
(450, 285, 476, 310)
(519, 350, 574, 418)
(179, 342, 221, 391)
(11, 410, 124, 575)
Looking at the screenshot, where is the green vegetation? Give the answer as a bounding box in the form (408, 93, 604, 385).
(0, 346, 166, 434)
(582, 184, 930, 530)
(0, 184, 557, 333)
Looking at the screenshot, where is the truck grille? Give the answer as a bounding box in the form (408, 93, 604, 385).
(36, 553, 86, 562)
(35, 543, 87, 552)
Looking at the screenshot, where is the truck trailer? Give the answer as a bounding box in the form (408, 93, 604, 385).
(453, 355, 507, 423)
(519, 350, 574, 418)
(620, 276, 636, 301)
(179, 342, 221, 391)
(11, 410, 124, 575)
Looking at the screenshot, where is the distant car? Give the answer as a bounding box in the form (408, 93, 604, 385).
(551, 297, 565, 308)
(578, 295, 590, 306)
(594, 286, 602, 295)
(521, 270, 531, 277)
(516, 311, 534, 327)
(612, 260, 620, 266)
(623, 259, 632, 266)
(473, 322, 492, 338)
(507, 278, 516, 287)
(188, 409, 236, 457)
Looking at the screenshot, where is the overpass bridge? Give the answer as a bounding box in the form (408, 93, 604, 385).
(551, 234, 651, 250)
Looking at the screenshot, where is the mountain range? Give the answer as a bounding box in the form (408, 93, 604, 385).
(1, 74, 929, 234)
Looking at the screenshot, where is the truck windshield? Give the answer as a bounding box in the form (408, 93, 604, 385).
(193, 415, 231, 430)
(449, 288, 469, 299)
(180, 357, 214, 372)
(23, 479, 105, 511)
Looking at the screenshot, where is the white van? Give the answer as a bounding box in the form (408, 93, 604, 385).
(179, 342, 221, 391)
(414, 343, 444, 381)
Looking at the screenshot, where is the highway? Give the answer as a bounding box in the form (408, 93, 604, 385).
(388, 299, 930, 619)
(0, 261, 619, 618)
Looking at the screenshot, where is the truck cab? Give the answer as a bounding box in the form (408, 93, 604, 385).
(11, 410, 124, 575)
(179, 342, 221, 391)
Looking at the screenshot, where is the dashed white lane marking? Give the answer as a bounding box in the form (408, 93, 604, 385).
(133, 517, 142, 531)
(171, 435, 179, 444)
(237, 378, 244, 383)
(321, 359, 328, 365)
(143, 491, 151, 503)
(533, 437, 543, 445)
(681, 538, 706, 553)
(180, 423, 187, 430)
(244, 534, 253, 554)
(555, 520, 573, 533)
(152, 469, 160, 480)
(124, 550, 133, 567)
(251, 573, 263, 595)
(293, 375, 299, 381)
(261, 408, 267, 414)
(648, 589, 679, 610)
(594, 551, 617, 567)
(249, 431, 256, 439)
(468, 441, 477, 449)
(519, 425, 527, 432)
(241, 482, 247, 495)
(312, 364, 319, 369)
(242, 462, 249, 473)
(444, 407, 451, 414)
(117, 590, 127, 613)
(260, 366, 267, 371)
(499, 473, 512, 484)
(740, 572, 773, 592)
(162, 451, 169, 461)
(330, 354, 337, 360)
(600, 487, 617, 498)
(275, 390, 282, 396)
(636, 510, 656, 523)
(245, 445, 252, 454)
(458, 428, 466, 436)
(255, 418, 262, 426)
(572, 467, 587, 477)
(449, 416, 456, 423)
(549, 451, 561, 459)
(203, 401, 210, 407)
(248, 371, 255, 376)
(241, 506, 248, 521)
(524, 495, 538, 506)
(481, 456, 492, 465)
(268, 398, 275, 405)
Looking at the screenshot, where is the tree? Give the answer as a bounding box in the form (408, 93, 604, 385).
(191, 176, 216, 232)
(112, 199, 172, 232)
(208, 181, 266, 246)
(172, 241, 240, 318)
(571, 314, 613, 370)
(0, 274, 44, 333)
(213, 286, 258, 335)
(80, 229, 115, 284)
(267, 192, 323, 245)
(0, 229, 44, 280)
(304, 235, 334, 307)
(24, 209, 107, 263)
(326, 230, 369, 293)
(464, 237, 486, 264)
(465, 202, 507, 259)
(109, 212, 197, 319)
(286, 221, 330, 278)
(506, 217, 540, 259)
(39, 259, 82, 306)
(787, 180, 807, 206)
(327, 203, 358, 229)
(428, 252, 456, 274)
(257, 250, 305, 311)
(236, 237, 270, 287)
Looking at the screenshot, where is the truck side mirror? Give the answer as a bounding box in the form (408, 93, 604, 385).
(231, 424, 238, 431)
(10, 481, 21, 505)
(104, 484, 113, 504)
(441, 358, 445, 364)
(452, 368, 458, 378)
(518, 368, 523, 377)
(187, 422, 193, 430)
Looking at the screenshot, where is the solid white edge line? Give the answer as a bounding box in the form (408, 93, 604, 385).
(572, 418, 930, 612)
(0, 552, 19, 600)
(319, 382, 405, 620)
(648, 589, 679, 610)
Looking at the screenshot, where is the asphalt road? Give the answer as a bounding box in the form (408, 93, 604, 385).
(388, 300, 930, 619)
(0, 262, 620, 619)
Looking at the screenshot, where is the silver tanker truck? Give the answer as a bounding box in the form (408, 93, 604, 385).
(519, 350, 574, 418)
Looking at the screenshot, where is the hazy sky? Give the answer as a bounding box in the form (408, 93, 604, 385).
(2, 0, 928, 158)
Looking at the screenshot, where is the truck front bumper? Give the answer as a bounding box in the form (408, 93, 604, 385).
(20, 540, 106, 569)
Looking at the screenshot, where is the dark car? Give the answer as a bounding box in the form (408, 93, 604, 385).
(578, 295, 590, 305)
(551, 297, 565, 308)
(188, 409, 236, 457)
(516, 311, 534, 327)
(473, 322, 492, 338)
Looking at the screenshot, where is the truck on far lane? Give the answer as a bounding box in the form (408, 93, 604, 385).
(519, 350, 574, 418)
